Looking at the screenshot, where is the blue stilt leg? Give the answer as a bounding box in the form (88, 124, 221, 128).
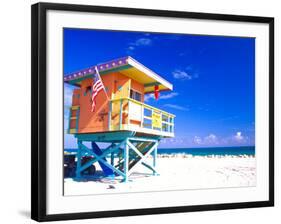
(111, 151, 114, 166)
(123, 140, 129, 182)
(91, 142, 114, 177)
(76, 140, 82, 179)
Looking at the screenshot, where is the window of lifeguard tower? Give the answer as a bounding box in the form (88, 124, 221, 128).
(130, 89, 142, 102)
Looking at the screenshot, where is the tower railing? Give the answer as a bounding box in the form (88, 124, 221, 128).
(109, 97, 175, 137)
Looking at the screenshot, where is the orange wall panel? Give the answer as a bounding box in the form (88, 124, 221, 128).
(77, 75, 114, 133)
(69, 71, 146, 134)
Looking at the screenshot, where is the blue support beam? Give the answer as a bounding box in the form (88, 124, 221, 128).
(123, 139, 129, 182)
(128, 141, 158, 176)
(141, 162, 157, 174)
(77, 141, 126, 178)
(78, 141, 124, 172)
(74, 135, 159, 182)
(76, 140, 82, 178)
(111, 152, 114, 166)
(91, 142, 114, 176)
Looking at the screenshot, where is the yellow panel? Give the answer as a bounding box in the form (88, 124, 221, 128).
(111, 101, 121, 130)
(68, 129, 77, 134)
(110, 100, 129, 130)
(113, 78, 131, 99)
(71, 105, 80, 110)
(120, 68, 155, 84)
(111, 77, 130, 129)
(152, 111, 162, 129)
(121, 68, 171, 93)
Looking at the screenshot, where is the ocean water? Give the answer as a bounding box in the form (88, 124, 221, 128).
(158, 146, 255, 156)
(65, 146, 255, 156)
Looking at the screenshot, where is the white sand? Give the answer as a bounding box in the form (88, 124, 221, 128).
(64, 155, 256, 196)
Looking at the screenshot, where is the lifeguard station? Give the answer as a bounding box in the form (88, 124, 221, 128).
(64, 56, 175, 182)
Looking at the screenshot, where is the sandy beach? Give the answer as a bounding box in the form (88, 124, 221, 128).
(64, 155, 256, 196)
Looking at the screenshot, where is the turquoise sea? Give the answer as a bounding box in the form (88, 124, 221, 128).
(65, 146, 255, 156)
(158, 146, 255, 156)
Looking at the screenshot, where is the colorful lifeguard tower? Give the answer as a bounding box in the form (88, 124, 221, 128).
(64, 56, 175, 182)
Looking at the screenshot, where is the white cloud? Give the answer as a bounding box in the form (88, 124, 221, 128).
(64, 84, 76, 131)
(233, 131, 245, 142)
(159, 92, 179, 99)
(192, 132, 251, 146)
(144, 92, 179, 102)
(127, 46, 135, 51)
(172, 65, 199, 80)
(193, 136, 203, 145)
(204, 134, 219, 144)
(127, 37, 152, 53)
(161, 139, 167, 144)
(164, 104, 189, 111)
(172, 69, 192, 80)
(193, 133, 219, 145)
(144, 93, 154, 102)
(134, 38, 152, 46)
(64, 84, 75, 107)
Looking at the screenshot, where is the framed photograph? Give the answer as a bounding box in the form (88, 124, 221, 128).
(31, 2, 274, 222)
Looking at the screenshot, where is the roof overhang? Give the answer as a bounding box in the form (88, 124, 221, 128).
(64, 56, 173, 93)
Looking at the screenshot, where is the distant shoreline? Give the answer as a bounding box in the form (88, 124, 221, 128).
(158, 145, 255, 149)
(64, 146, 255, 157)
(157, 153, 255, 158)
(158, 146, 255, 156)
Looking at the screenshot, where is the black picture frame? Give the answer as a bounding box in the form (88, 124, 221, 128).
(31, 2, 274, 222)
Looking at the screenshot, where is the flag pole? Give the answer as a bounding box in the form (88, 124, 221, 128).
(94, 65, 110, 100)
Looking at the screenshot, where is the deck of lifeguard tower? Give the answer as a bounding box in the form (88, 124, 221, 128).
(64, 56, 175, 182)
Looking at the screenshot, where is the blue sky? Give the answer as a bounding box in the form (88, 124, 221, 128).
(64, 28, 255, 148)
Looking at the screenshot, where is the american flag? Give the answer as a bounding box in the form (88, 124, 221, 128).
(91, 68, 104, 112)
